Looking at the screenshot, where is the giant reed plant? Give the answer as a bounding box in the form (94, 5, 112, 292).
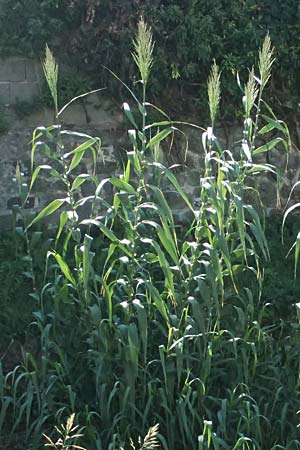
(1, 21, 299, 450)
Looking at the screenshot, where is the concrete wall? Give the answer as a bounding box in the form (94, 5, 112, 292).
(0, 57, 41, 105)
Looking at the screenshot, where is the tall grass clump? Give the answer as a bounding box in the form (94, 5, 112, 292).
(1, 21, 299, 450)
(43, 45, 59, 116)
(132, 17, 154, 86)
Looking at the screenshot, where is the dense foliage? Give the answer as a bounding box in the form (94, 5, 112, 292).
(1, 1, 300, 122)
(1, 24, 300, 450)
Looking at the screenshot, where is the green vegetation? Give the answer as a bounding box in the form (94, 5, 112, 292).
(1, 19, 300, 450)
(0, 232, 34, 346)
(41, 68, 91, 110)
(0, 109, 10, 133)
(1, 1, 300, 122)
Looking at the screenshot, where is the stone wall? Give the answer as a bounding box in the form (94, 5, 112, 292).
(0, 93, 126, 230)
(0, 56, 126, 229)
(0, 58, 299, 231)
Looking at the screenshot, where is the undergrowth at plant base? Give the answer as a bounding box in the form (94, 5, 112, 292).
(1, 20, 300, 450)
(0, 229, 45, 350)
